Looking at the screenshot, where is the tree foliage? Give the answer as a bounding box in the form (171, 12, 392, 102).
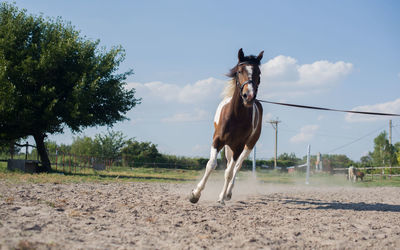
(121, 140, 162, 166)
(321, 154, 353, 169)
(0, 3, 140, 171)
(369, 131, 397, 167)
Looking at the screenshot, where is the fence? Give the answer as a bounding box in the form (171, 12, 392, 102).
(333, 166, 400, 180)
(48, 149, 113, 173)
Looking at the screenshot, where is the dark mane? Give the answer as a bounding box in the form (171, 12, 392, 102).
(227, 55, 261, 78)
(241, 55, 262, 65)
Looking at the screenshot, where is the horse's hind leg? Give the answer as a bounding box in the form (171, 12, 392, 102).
(189, 147, 218, 203)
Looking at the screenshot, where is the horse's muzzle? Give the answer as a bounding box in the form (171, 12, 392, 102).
(242, 95, 255, 107)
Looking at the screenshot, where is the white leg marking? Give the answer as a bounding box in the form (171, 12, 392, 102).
(218, 158, 236, 204)
(225, 145, 233, 165)
(192, 147, 218, 198)
(226, 147, 252, 198)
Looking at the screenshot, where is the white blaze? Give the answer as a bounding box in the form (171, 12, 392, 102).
(245, 65, 255, 97)
(245, 65, 253, 78)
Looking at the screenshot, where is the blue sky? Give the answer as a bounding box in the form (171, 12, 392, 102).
(14, 0, 400, 161)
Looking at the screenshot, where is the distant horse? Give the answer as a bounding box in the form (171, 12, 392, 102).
(348, 166, 365, 182)
(189, 48, 264, 204)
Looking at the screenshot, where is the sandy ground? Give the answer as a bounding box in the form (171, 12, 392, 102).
(1, 178, 400, 249)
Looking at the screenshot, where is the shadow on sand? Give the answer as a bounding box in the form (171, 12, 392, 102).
(283, 198, 400, 212)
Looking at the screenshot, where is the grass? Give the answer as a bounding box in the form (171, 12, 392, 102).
(0, 162, 200, 184)
(1, 161, 400, 187)
(255, 169, 400, 187)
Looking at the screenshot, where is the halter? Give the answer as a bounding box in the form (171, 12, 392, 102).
(235, 61, 258, 97)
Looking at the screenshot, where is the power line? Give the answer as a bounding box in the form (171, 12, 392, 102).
(279, 122, 356, 140)
(326, 125, 386, 154)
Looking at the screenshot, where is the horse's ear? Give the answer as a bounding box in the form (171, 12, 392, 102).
(257, 51, 264, 62)
(238, 48, 245, 62)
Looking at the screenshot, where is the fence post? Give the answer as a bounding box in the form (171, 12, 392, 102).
(69, 153, 71, 173)
(62, 152, 65, 172)
(74, 154, 77, 173)
(55, 148, 58, 171)
(306, 145, 311, 185)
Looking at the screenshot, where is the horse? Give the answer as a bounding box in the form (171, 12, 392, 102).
(348, 166, 355, 181)
(355, 170, 365, 181)
(348, 166, 364, 182)
(189, 48, 264, 204)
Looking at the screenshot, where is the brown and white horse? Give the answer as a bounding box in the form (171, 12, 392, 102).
(190, 48, 264, 204)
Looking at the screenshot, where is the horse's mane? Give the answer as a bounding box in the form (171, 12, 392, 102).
(222, 79, 236, 98)
(223, 55, 261, 99)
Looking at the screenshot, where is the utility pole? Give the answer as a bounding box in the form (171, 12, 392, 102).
(389, 120, 392, 145)
(269, 119, 281, 169)
(389, 120, 392, 175)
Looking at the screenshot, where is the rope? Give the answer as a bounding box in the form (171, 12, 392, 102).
(257, 99, 400, 117)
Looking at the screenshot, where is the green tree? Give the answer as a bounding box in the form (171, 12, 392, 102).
(121, 140, 162, 167)
(93, 130, 126, 161)
(394, 142, 400, 165)
(369, 132, 397, 167)
(360, 155, 373, 166)
(70, 136, 96, 156)
(322, 154, 353, 169)
(0, 3, 140, 171)
(278, 152, 300, 166)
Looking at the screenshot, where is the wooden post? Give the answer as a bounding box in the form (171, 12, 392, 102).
(25, 141, 28, 160)
(62, 153, 65, 172)
(306, 145, 311, 185)
(55, 148, 58, 171)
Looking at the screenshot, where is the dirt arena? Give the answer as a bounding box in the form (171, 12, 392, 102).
(1, 179, 400, 249)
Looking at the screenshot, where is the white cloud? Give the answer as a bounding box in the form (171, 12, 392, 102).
(290, 125, 319, 143)
(298, 60, 353, 86)
(345, 98, 400, 123)
(162, 109, 209, 123)
(127, 77, 225, 104)
(259, 55, 353, 99)
(263, 112, 273, 122)
(261, 55, 299, 83)
(127, 56, 353, 104)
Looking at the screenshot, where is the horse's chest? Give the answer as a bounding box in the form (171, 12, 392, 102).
(214, 102, 255, 143)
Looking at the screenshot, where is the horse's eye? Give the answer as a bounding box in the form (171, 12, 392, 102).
(237, 70, 242, 74)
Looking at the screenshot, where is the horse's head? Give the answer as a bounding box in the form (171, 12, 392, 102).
(228, 48, 264, 107)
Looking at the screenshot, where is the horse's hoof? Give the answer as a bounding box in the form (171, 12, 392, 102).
(217, 199, 225, 205)
(189, 191, 199, 204)
(226, 193, 232, 201)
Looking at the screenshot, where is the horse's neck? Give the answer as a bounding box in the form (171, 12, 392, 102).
(230, 88, 251, 120)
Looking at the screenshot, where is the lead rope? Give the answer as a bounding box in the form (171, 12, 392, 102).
(257, 99, 400, 117)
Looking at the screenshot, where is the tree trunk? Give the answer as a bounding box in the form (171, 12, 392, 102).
(33, 133, 52, 172)
(9, 140, 15, 159)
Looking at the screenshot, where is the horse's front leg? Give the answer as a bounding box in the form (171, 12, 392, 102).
(217, 158, 236, 204)
(226, 146, 252, 201)
(189, 147, 218, 203)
